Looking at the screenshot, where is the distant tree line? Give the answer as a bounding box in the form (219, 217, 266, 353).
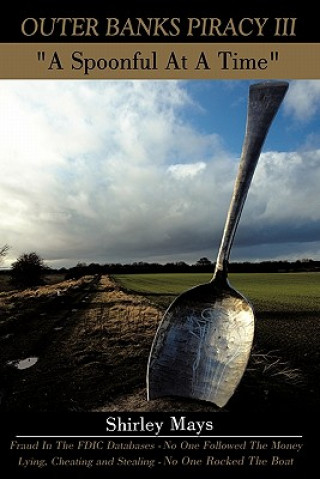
(63, 257, 320, 279)
(1, 244, 319, 289)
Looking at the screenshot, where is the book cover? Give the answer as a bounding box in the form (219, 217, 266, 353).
(0, 1, 318, 477)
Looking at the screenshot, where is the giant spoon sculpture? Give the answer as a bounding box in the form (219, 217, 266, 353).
(147, 81, 289, 408)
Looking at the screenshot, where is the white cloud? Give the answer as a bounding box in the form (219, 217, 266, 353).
(284, 80, 320, 121)
(0, 80, 231, 267)
(0, 80, 319, 268)
(167, 161, 206, 179)
(248, 149, 320, 222)
(231, 148, 320, 258)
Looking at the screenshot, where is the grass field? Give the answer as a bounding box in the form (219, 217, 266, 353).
(0, 273, 319, 413)
(114, 272, 320, 313)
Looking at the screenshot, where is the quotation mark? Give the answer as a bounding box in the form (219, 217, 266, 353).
(270, 51, 279, 61)
(37, 51, 46, 62)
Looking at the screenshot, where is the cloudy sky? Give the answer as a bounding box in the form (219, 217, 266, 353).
(1, 79, 320, 268)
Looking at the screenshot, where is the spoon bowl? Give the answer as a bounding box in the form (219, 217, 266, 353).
(147, 273, 254, 407)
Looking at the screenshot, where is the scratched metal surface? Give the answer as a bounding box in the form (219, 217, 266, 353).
(147, 287, 254, 408)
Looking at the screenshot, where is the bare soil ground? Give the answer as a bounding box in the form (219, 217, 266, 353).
(0, 275, 318, 413)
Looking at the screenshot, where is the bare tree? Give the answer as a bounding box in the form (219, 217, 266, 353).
(0, 244, 10, 263)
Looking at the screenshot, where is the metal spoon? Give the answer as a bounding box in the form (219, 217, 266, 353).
(147, 81, 289, 408)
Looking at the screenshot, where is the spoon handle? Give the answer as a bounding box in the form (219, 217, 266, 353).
(214, 81, 288, 278)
